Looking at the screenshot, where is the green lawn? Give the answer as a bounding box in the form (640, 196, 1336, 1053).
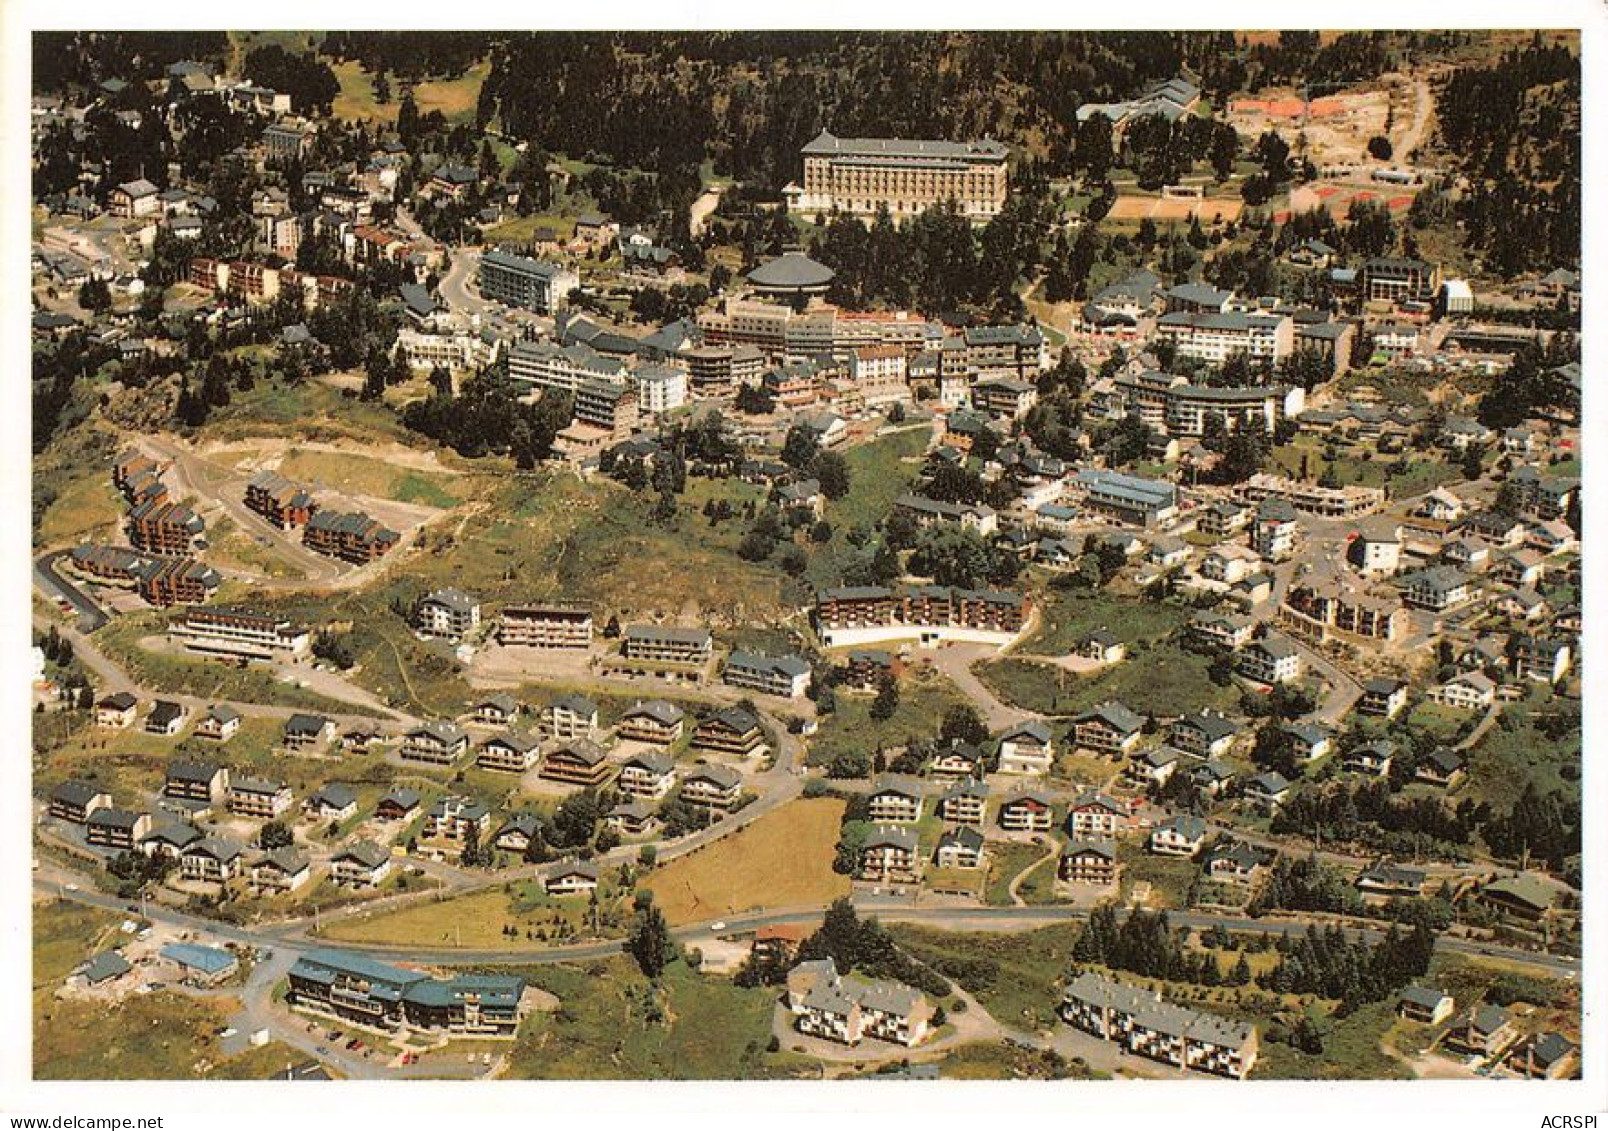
(984, 841, 1053, 906)
(502, 958, 814, 1079)
(803, 427, 931, 587)
(92, 615, 359, 715)
(933, 1040, 1104, 1080)
(887, 922, 1082, 1031)
(1462, 700, 1580, 811)
(807, 666, 971, 767)
(1025, 588, 1187, 655)
(1117, 842, 1199, 910)
(1252, 1000, 1414, 1080)
(979, 643, 1234, 719)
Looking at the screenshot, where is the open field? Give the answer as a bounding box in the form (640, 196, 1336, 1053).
(92, 616, 361, 715)
(642, 798, 848, 925)
(888, 922, 1083, 1030)
(319, 872, 635, 947)
(503, 958, 814, 1079)
(1252, 1000, 1415, 1080)
(983, 841, 1053, 906)
(807, 665, 972, 767)
(1026, 587, 1188, 656)
(331, 60, 491, 125)
(33, 900, 300, 1080)
(934, 1040, 1104, 1080)
(979, 642, 1233, 719)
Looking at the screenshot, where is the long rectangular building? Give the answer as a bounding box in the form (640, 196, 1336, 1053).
(287, 949, 526, 1038)
(169, 606, 311, 662)
(815, 585, 1028, 648)
(786, 130, 1009, 222)
(1060, 971, 1258, 1079)
(476, 249, 578, 314)
(303, 509, 398, 564)
(498, 604, 593, 648)
(1074, 468, 1179, 528)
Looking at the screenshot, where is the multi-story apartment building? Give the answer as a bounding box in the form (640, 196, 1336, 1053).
(621, 625, 713, 666)
(227, 776, 293, 819)
(1060, 971, 1259, 1079)
(126, 498, 205, 555)
(1155, 311, 1293, 366)
(476, 248, 578, 313)
(413, 588, 480, 640)
(1241, 472, 1384, 518)
(168, 607, 311, 662)
(1360, 257, 1441, 305)
(498, 604, 594, 648)
(617, 700, 685, 745)
(1073, 468, 1179, 528)
(303, 509, 398, 564)
(400, 721, 469, 765)
(722, 651, 812, 698)
(635, 365, 688, 415)
(245, 470, 317, 529)
(813, 585, 1028, 648)
(784, 130, 1008, 222)
(287, 949, 525, 1037)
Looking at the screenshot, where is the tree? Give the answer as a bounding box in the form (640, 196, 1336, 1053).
(627, 896, 676, 979)
(940, 704, 988, 747)
(258, 821, 293, 850)
(814, 450, 851, 500)
(870, 677, 900, 721)
(780, 424, 819, 471)
(1367, 136, 1394, 161)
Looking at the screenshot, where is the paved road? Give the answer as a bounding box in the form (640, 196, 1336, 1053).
(34, 550, 110, 633)
(141, 436, 344, 585)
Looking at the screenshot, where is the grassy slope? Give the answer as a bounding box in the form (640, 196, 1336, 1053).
(642, 798, 848, 925)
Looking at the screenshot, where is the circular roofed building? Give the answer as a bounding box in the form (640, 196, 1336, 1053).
(746, 251, 836, 299)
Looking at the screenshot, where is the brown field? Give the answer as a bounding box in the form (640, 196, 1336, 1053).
(1107, 193, 1245, 224)
(643, 797, 848, 926)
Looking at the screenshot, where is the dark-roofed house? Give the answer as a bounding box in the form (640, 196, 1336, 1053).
(1067, 791, 1130, 838)
(1355, 860, 1427, 899)
(1446, 1004, 1518, 1058)
(250, 847, 312, 894)
(1072, 701, 1145, 755)
(86, 807, 152, 851)
(544, 693, 599, 740)
(540, 739, 614, 787)
(1477, 874, 1557, 923)
(1059, 839, 1119, 886)
(304, 783, 359, 821)
(618, 700, 685, 745)
(617, 750, 677, 800)
(95, 692, 139, 728)
(546, 860, 601, 896)
(867, 776, 925, 823)
(228, 776, 293, 819)
(49, 781, 112, 824)
(1170, 710, 1242, 759)
(477, 731, 541, 774)
(424, 797, 491, 844)
(997, 720, 1054, 775)
(1398, 985, 1454, 1026)
(375, 789, 421, 822)
(195, 704, 242, 742)
(691, 707, 766, 757)
(77, 950, 132, 987)
(681, 764, 744, 810)
(1415, 748, 1467, 788)
(401, 721, 469, 765)
(180, 837, 244, 884)
(998, 789, 1055, 832)
(493, 813, 544, 855)
(1510, 1032, 1577, 1079)
(1150, 815, 1208, 857)
(936, 778, 989, 826)
(1359, 677, 1409, 719)
(283, 713, 335, 751)
(860, 825, 921, 883)
(145, 700, 189, 736)
(934, 826, 986, 871)
(331, 841, 393, 887)
(1243, 771, 1292, 812)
